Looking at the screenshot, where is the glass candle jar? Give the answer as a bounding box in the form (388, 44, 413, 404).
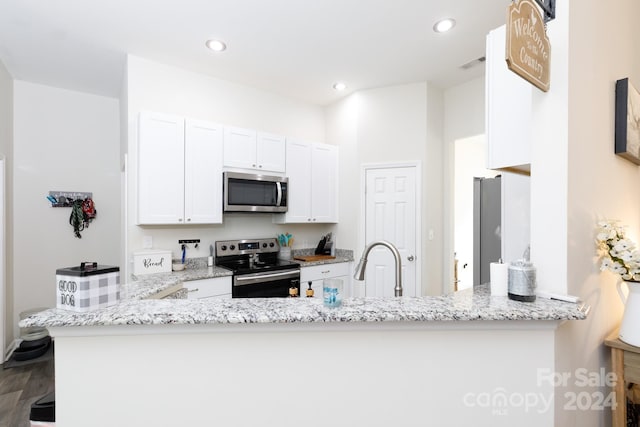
(323, 278, 343, 308)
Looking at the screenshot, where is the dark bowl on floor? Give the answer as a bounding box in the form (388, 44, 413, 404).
(13, 341, 50, 361)
(19, 335, 51, 351)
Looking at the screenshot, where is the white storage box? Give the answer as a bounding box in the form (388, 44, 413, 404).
(132, 249, 172, 275)
(56, 262, 120, 312)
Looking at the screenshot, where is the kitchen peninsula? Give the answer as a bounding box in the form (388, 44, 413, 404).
(21, 271, 586, 427)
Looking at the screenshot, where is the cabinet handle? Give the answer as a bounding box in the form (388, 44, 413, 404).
(188, 288, 199, 293)
(178, 218, 183, 222)
(252, 164, 256, 168)
(259, 165, 263, 168)
(321, 270, 330, 274)
(312, 218, 317, 221)
(308, 218, 312, 222)
(187, 218, 191, 222)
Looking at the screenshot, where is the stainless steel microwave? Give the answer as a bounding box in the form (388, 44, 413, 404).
(223, 172, 288, 213)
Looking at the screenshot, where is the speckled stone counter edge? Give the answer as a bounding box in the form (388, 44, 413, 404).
(21, 284, 587, 329)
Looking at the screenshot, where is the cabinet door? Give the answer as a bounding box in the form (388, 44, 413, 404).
(300, 263, 352, 299)
(257, 132, 286, 173)
(183, 276, 232, 299)
(185, 119, 224, 224)
(223, 126, 257, 170)
(283, 139, 312, 222)
(310, 143, 338, 223)
(485, 25, 532, 171)
(137, 112, 185, 224)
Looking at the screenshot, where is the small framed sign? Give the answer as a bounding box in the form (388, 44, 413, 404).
(506, 0, 551, 92)
(615, 78, 640, 165)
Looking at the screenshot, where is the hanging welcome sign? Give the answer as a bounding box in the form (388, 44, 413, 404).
(506, 0, 551, 92)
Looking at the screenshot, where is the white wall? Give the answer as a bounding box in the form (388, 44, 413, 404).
(554, 0, 640, 425)
(125, 56, 331, 271)
(12, 81, 120, 337)
(443, 77, 486, 292)
(426, 86, 445, 295)
(326, 83, 445, 295)
(0, 60, 12, 353)
(356, 84, 430, 295)
(325, 94, 359, 258)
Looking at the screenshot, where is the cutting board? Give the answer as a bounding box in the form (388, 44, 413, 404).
(293, 255, 336, 262)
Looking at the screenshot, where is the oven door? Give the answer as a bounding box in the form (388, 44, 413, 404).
(232, 269, 300, 298)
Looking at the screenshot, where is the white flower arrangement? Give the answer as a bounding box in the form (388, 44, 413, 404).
(596, 220, 640, 281)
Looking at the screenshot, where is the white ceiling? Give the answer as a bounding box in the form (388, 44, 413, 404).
(0, 0, 509, 106)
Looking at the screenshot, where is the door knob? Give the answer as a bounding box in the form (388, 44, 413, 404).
(407, 255, 415, 261)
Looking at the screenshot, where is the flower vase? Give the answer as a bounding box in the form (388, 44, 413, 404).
(618, 280, 640, 347)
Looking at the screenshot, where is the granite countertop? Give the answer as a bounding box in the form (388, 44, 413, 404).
(290, 248, 354, 267)
(127, 250, 354, 300)
(127, 266, 233, 300)
(20, 285, 588, 328)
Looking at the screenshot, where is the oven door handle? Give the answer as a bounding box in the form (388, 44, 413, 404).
(276, 182, 283, 207)
(234, 270, 300, 286)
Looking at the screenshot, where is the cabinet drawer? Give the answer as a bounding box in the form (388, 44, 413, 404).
(300, 262, 350, 282)
(183, 277, 231, 299)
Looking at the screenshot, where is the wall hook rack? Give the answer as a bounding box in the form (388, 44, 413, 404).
(179, 239, 200, 249)
(47, 191, 93, 207)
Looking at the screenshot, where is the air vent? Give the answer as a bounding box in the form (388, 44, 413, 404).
(460, 56, 486, 70)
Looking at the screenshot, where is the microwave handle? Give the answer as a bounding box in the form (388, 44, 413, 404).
(276, 182, 283, 207)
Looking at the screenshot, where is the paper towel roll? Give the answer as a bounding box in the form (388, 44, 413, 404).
(490, 262, 508, 296)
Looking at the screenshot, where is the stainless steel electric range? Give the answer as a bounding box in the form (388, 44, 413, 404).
(215, 238, 300, 298)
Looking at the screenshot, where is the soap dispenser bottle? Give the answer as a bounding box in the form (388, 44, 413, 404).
(306, 281, 314, 297)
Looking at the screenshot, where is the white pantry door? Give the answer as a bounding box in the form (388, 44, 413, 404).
(364, 165, 418, 297)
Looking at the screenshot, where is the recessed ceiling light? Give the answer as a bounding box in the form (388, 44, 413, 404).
(206, 39, 227, 52)
(433, 18, 456, 33)
(333, 82, 347, 91)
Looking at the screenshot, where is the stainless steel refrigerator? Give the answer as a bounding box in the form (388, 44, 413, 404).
(473, 176, 501, 286)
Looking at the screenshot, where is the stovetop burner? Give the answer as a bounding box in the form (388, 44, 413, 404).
(215, 238, 299, 275)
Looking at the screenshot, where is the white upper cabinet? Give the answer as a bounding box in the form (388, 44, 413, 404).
(137, 112, 223, 225)
(223, 126, 257, 170)
(485, 25, 532, 173)
(184, 119, 224, 224)
(276, 139, 338, 224)
(310, 143, 338, 222)
(138, 112, 185, 224)
(282, 139, 313, 223)
(223, 126, 285, 173)
(257, 132, 286, 172)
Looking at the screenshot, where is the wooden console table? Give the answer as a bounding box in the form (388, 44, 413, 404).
(605, 330, 640, 426)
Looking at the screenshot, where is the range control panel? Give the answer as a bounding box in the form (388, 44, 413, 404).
(215, 238, 279, 257)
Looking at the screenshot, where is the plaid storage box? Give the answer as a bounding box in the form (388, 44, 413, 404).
(56, 262, 120, 312)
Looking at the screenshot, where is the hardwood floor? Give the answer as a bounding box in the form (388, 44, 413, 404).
(0, 357, 54, 427)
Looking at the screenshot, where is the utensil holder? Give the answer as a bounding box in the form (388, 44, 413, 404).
(278, 247, 292, 260)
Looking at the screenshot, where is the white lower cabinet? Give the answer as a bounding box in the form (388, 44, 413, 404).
(183, 276, 232, 300)
(300, 262, 351, 298)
